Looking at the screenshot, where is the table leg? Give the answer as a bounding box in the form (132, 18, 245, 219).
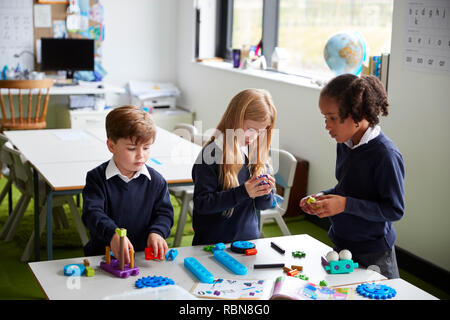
(46, 191, 53, 260)
(33, 169, 40, 261)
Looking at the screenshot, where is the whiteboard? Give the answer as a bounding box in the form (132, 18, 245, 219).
(0, 0, 34, 72)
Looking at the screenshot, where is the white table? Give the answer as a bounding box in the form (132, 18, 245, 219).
(0, 82, 125, 96)
(27, 234, 436, 300)
(4, 127, 202, 260)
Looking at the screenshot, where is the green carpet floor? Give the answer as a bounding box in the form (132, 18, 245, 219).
(0, 177, 447, 300)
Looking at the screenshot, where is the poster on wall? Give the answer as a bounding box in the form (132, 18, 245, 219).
(403, 0, 450, 76)
(0, 0, 34, 71)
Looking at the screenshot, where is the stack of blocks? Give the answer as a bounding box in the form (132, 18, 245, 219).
(99, 228, 140, 278)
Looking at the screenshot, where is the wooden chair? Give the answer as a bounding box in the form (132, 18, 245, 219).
(0, 79, 53, 131)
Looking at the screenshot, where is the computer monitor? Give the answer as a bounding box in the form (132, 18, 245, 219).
(40, 38, 94, 79)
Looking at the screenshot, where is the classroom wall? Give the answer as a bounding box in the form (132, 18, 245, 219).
(175, 0, 450, 271)
(101, 0, 178, 86)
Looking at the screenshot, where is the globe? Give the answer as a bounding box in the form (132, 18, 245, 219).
(324, 31, 367, 76)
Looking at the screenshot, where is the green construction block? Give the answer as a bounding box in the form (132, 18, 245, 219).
(203, 245, 214, 252)
(319, 280, 328, 287)
(306, 196, 316, 205)
(115, 228, 127, 237)
(294, 274, 309, 281)
(85, 266, 95, 277)
(292, 250, 306, 258)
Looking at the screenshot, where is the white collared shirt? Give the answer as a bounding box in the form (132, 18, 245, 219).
(105, 158, 151, 183)
(344, 125, 381, 149)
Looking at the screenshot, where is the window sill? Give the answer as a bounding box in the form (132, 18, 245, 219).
(194, 60, 328, 91)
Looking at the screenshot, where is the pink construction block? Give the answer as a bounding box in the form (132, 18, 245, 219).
(100, 259, 140, 278)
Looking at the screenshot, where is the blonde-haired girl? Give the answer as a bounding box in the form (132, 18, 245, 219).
(192, 88, 277, 245)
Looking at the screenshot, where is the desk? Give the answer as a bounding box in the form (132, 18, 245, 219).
(4, 127, 202, 261)
(0, 82, 126, 96)
(27, 234, 436, 300)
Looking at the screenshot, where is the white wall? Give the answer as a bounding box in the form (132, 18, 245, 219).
(101, 0, 178, 86)
(175, 1, 450, 271)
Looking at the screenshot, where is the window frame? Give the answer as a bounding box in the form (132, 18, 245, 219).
(216, 0, 279, 63)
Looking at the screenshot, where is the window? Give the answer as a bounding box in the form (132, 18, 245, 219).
(216, 0, 393, 79)
(232, 0, 263, 50)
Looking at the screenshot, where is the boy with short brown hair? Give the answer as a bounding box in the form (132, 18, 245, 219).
(82, 105, 174, 262)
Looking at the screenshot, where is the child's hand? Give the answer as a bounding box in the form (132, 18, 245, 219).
(110, 233, 134, 265)
(307, 194, 346, 218)
(299, 192, 324, 214)
(245, 174, 275, 199)
(147, 233, 168, 260)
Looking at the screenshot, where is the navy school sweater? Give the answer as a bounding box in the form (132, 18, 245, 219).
(324, 131, 405, 254)
(192, 141, 274, 245)
(81, 161, 174, 256)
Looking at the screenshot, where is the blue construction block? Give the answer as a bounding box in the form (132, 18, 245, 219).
(213, 250, 247, 275)
(165, 249, 178, 261)
(64, 264, 86, 276)
(230, 241, 255, 254)
(184, 257, 214, 283)
(356, 283, 397, 299)
(212, 242, 226, 252)
(135, 275, 175, 289)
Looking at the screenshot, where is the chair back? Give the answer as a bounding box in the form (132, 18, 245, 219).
(0, 79, 53, 131)
(2, 143, 33, 195)
(270, 148, 297, 212)
(0, 133, 14, 178)
(173, 123, 198, 143)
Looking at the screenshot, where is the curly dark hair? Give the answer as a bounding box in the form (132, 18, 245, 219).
(320, 74, 389, 127)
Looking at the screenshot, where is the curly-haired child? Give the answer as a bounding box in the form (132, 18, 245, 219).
(300, 74, 405, 279)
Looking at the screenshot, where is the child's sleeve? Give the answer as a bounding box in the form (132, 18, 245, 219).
(254, 186, 275, 210)
(192, 163, 251, 215)
(344, 151, 405, 223)
(81, 170, 118, 245)
(147, 178, 174, 239)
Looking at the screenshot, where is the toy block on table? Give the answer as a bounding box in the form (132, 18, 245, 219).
(270, 241, 285, 254)
(291, 265, 303, 271)
(64, 264, 86, 276)
(105, 246, 111, 264)
(322, 257, 358, 274)
(184, 257, 214, 283)
(145, 247, 160, 260)
(231, 241, 255, 254)
(212, 242, 226, 253)
(213, 250, 247, 275)
(116, 228, 127, 270)
(292, 250, 306, 258)
(85, 266, 95, 277)
(203, 245, 214, 252)
(356, 283, 396, 299)
(99, 228, 140, 278)
(129, 249, 135, 268)
(135, 276, 175, 289)
(99, 258, 140, 278)
(165, 249, 178, 261)
(245, 248, 257, 255)
(287, 269, 299, 276)
(254, 263, 284, 269)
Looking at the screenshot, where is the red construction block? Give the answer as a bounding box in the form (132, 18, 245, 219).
(287, 269, 299, 276)
(245, 248, 257, 256)
(145, 247, 159, 260)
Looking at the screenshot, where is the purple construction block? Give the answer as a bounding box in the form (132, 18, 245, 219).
(321, 256, 329, 267)
(100, 259, 140, 278)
